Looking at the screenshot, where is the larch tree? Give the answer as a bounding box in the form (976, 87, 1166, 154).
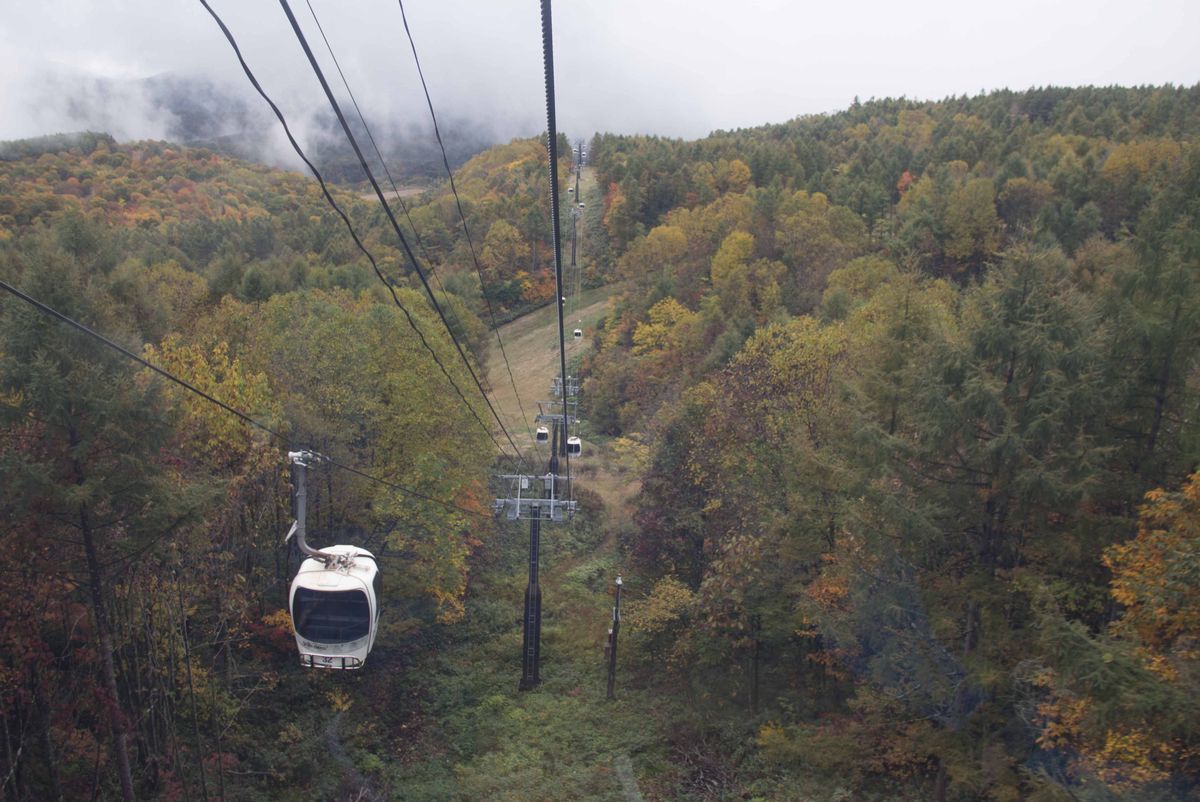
(816, 245, 1115, 800)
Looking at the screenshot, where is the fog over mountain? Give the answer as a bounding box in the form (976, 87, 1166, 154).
(4, 69, 501, 181)
(2, 0, 1198, 172)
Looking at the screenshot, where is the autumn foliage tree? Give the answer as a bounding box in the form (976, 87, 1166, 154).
(1034, 472, 1200, 797)
(0, 140, 498, 800)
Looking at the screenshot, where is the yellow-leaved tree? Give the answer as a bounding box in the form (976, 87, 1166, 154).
(1036, 472, 1200, 793)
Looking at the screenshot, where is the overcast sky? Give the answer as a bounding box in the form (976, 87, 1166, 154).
(2, 0, 1198, 151)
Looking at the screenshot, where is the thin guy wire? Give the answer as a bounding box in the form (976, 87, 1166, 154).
(197, 0, 520, 469)
(301, 0, 443, 282)
(1, 274, 490, 521)
(275, 0, 531, 475)
(0, 278, 288, 442)
(395, 0, 545, 463)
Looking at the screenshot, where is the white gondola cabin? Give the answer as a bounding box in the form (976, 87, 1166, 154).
(289, 545, 380, 670)
(536, 425, 549, 442)
(566, 436, 582, 456)
(573, 328, 583, 340)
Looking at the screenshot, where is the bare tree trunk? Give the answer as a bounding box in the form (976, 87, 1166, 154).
(749, 615, 761, 714)
(164, 603, 192, 802)
(177, 582, 210, 802)
(933, 757, 948, 802)
(1143, 286, 1183, 468)
(209, 680, 226, 801)
(32, 671, 64, 802)
(79, 501, 136, 802)
(1145, 334, 1175, 467)
(2, 705, 23, 802)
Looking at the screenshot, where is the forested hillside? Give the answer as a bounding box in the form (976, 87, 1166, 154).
(1, 83, 1199, 802)
(394, 134, 578, 318)
(575, 85, 1200, 800)
(0, 136, 502, 800)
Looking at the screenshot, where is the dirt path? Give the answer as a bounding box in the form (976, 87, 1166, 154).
(486, 168, 617, 447)
(487, 285, 621, 445)
(358, 186, 428, 202)
(483, 168, 646, 799)
(614, 753, 647, 802)
(323, 710, 384, 801)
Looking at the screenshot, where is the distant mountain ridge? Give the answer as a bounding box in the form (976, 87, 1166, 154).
(8, 71, 496, 184)
(0, 131, 116, 161)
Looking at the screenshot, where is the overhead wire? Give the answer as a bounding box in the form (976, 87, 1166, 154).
(568, 143, 584, 507)
(300, 0, 424, 251)
(539, 0, 572, 488)
(301, 0, 543, 466)
(393, 0, 545, 464)
(197, 0, 524, 472)
(558, 140, 582, 506)
(273, 0, 532, 475)
(299, 0, 518, 460)
(0, 278, 287, 443)
(0, 278, 491, 521)
(300, 0, 447, 299)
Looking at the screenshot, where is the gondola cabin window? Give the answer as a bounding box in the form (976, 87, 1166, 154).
(292, 587, 370, 643)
